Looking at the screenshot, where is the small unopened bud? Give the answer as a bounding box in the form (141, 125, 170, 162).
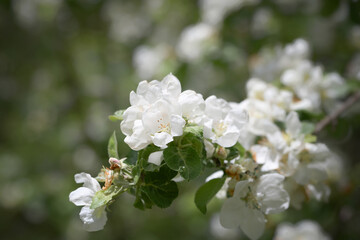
(109, 157, 127, 169)
(214, 146, 228, 160)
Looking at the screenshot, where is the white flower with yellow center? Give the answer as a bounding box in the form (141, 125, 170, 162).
(121, 74, 205, 150)
(203, 96, 248, 147)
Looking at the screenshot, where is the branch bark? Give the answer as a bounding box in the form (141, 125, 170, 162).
(314, 91, 360, 134)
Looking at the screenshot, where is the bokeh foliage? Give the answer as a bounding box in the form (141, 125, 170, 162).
(0, 0, 359, 239)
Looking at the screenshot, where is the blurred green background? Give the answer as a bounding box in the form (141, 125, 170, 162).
(1, 0, 360, 239)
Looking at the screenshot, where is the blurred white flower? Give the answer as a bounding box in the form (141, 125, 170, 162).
(69, 173, 107, 232)
(203, 96, 248, 147)
(176, 23, 218, 62)
(200, 0, 260, 26)
(220, 173, 289, 240)
(102, 1, 150, 43)
(210, 214, 242, 239)
(133, 44, 173, 79)
(274, 220, 330, 240)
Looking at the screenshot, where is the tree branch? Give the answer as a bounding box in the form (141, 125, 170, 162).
(314, 91, 360, 134)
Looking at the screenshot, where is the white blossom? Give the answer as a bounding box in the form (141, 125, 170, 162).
(176, 23, 218, 62)
(121, 74, 205, 150)
(220, 173, 289, 240)
(69, 173, 107, 231)
(133, 44, 172, 79)
(274, 220, 330, 240)
(203, 96, 248, 147)
(200, 0, 260, 26)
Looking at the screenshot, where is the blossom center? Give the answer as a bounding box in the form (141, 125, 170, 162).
(214, 121, 228, 137)
(157, 117, 171, 134)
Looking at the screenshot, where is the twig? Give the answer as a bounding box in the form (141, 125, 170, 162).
(314, 91, 360, 134)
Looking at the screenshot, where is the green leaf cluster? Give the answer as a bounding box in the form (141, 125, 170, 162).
(163, 131, 205, 181)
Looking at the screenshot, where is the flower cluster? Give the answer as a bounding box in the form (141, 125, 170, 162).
(69, 40, 346, 239)
(250, 39, 346, 112)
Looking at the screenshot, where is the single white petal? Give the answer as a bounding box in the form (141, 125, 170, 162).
(148, 151, 164, 166)
(69, 187, 95, 206)
(206, 170, 224, 182)
(216, 130, 239, 147)
(172, 173, 185, 182)
(170, 114, 185, 136)
(219, 197, 244, 228)
(178, 90, 205, 119)
(80, 206, 108, 232)
(152, 132, 173, 149)
(136, 80, 150, 96)
(267, 131, 287, 150)
(129, 91, 147, 106)
(79, 205, 95, 224)
(286, 111, 301, 138)
(259, 186, 290, 214)
(161, 73, 182, 98)
(124, 120, 151, 150)
(250, 119, 279, 136)
(204, 139, 215, 158)
(251, 145, 270, 164)
(257, 173, 285, 190)
(205, 95, 230, 120)
(233, 180, 251, 198)
(74, 173, 101, 192)
(226, 107, 248, 130)
(203, 119, 215, 139)
(238, 206, 266, 240)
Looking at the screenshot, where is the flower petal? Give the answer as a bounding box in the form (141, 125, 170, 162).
(69, 187, 95, 206)
(286, 111, 301, 138)
(219, 197, 244, 229)
(152, 132, 173, 149)
(238, 207, 266, 240)
(74, 173, 101, 192)
(80, 206, 108, 232)
(148, 151, 164, 166)
(170, 114, 185, 136)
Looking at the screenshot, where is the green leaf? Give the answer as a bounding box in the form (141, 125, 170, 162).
(133, 189, 154, 210)
(143, 165, 178, 184)
(108, 131, 119, 159)
(141, 165, 178, 208)
(108, 110, 125, 122)
(141, 191, 154, 209)
(233, 142, 246, 157)
(142, 181, 178, 208)
(125, 150, 138, 165)
(301, 122, 315, 135)
(164, 145, 202, 180)
(163, 132, 205, 181)
(195, 177, 226, 214)
(91, 185, 122, 209)
(133, 194, 145, 210)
